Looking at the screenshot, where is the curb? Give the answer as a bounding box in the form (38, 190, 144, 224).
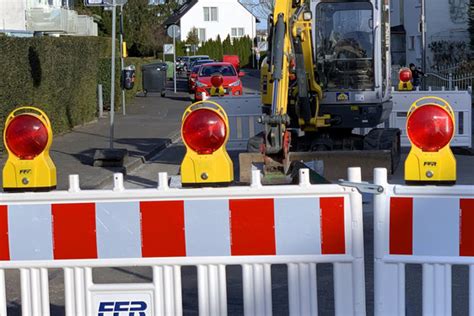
(82, 130, 182, 189)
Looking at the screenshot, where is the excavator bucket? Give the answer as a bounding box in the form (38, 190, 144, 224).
(239, 150, 392, 184)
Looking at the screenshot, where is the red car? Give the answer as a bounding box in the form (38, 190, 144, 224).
(188, 65, 201, 93)
(194, 62, 244, 101)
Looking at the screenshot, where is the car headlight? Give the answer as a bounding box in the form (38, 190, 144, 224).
(229, 80, 241, 87)
(196, 81, 207, 87)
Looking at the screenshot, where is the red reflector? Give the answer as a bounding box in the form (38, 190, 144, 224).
(407, 105, 454, 152)
(211, 75, 224, 88)
(182, 109, 226, 154)
(5, 114, 49, 159)
(399, 68, 412, 82)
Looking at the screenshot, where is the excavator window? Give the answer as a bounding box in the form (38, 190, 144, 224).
(315, 1, 375, 91)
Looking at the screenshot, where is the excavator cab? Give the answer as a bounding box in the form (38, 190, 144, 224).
(311, 0, 392, 129)
(249, 0, 399, 183)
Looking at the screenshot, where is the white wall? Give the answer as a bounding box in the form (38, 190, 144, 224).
(392, 0, 469, 68)
(403, 0, 421, 66)
(389, 0, 401, 26)
(426, 0, 469, 43)
(180, 0, 256, 42)
(0, 0, 27, 31)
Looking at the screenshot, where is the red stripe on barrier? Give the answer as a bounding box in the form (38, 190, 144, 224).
(320, 197, 346, 254)
(140, 201, 186, 257)
(460, 199, 474, 256)
(52, 203, 98, 259)
(389, 197, 413, 255)
(230, 199, 276, 256)
(0, 206, 9, 260)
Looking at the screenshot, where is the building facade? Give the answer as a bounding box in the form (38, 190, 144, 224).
(390, 0, 469, 69)
(165, 0, 258, 43)
(0, 0, 97, 36)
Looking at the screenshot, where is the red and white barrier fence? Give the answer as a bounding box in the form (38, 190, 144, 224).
(373, 168, 474, 316)
(0, 168, 366, 316)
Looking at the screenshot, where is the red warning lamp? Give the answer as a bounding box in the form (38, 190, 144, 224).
(5, 115, 49, 159)
(211, 75, 224, 88)
(182, 108, 227, 155)
(405, 97, 456, 184)
(181, 101, 233, 186)
(399, 68, 412, 82)
(406, 104, 454, 152)
(398, 67, 413, 91)
(3, 106, 56, 191)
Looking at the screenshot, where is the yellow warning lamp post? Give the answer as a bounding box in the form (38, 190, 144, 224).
(181, 101, 233, 187)
(405, 97, 456, 184)
(3, 107, 56, 192)
(398, 67, 413, 91)
(209, 75, 226, 97)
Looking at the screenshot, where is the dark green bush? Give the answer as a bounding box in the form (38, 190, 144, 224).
(0, 37, 153, 150)
(0, 36, 109, 136)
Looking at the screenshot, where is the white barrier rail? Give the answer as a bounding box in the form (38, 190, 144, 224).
(0, 169, 365, 316)
(373, 168, 474, 316)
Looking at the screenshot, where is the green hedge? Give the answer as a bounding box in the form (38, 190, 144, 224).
(0, 36, 109, 136)
(0, 37, 153, 148)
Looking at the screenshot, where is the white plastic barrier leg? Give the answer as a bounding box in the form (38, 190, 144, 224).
(0, 168, 366, 315)
(374, 167, 474, 316)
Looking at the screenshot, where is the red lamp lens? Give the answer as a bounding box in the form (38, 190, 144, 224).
(182, 109, 226, 154)
(399, 68, 412, 82)
(211, 75, 224, 87)
(5, 114, 49, 159)
(407, 105, 454, 152)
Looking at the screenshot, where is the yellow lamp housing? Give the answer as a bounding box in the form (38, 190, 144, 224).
(3, 106, 56, 192)
(404, 96, 456, 185)
(180, 101, 233, 187)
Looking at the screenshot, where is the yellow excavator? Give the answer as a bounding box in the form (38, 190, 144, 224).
(243, 0, 400, 183)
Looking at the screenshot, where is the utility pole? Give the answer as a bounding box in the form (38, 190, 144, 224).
(421, 0, 426, 74)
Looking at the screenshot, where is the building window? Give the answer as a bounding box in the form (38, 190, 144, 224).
(203, 7, 218, 21)
(408, 36, 415, 50)
(231, 27, 245, 38)
(198, 28, 206, 42)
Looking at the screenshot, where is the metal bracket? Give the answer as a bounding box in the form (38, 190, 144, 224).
(338, 180, 384, 194)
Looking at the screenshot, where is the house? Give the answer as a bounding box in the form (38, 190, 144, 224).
(164, 0, 258, 43)
(0, 0, 97, 36)
(390, 0, 469, 69)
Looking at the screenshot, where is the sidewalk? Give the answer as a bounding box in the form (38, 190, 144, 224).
(1, 89, 191, 191)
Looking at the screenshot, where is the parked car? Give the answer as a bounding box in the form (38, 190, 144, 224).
(184, 55, 210, 71)
(187, 59, 214, 76)
(194, 62, 244, 101)
(223, 55, 240, 73)
(188, 65, 202, 93)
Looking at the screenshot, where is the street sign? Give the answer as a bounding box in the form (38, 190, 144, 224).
(167, 25, 180, 39)
(84, 0, 127, 6)
(163, 44, 174, 55)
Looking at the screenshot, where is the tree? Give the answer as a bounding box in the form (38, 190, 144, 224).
(186, 27, 200, 48)
(240, 0, 274, 22)
(75, 0, 180, 57)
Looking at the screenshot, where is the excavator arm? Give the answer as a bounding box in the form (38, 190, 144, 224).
(261, 0, 326, 157)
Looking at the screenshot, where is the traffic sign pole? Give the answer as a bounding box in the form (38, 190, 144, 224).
(110, 0, 116, 149)
(167, 25, 180, 94)
(173, 28, 177, 94)
(119, 5, 126, 116)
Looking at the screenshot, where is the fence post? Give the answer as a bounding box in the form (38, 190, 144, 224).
(98, 84, 104, 118)
(448, 73, 453, 91)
